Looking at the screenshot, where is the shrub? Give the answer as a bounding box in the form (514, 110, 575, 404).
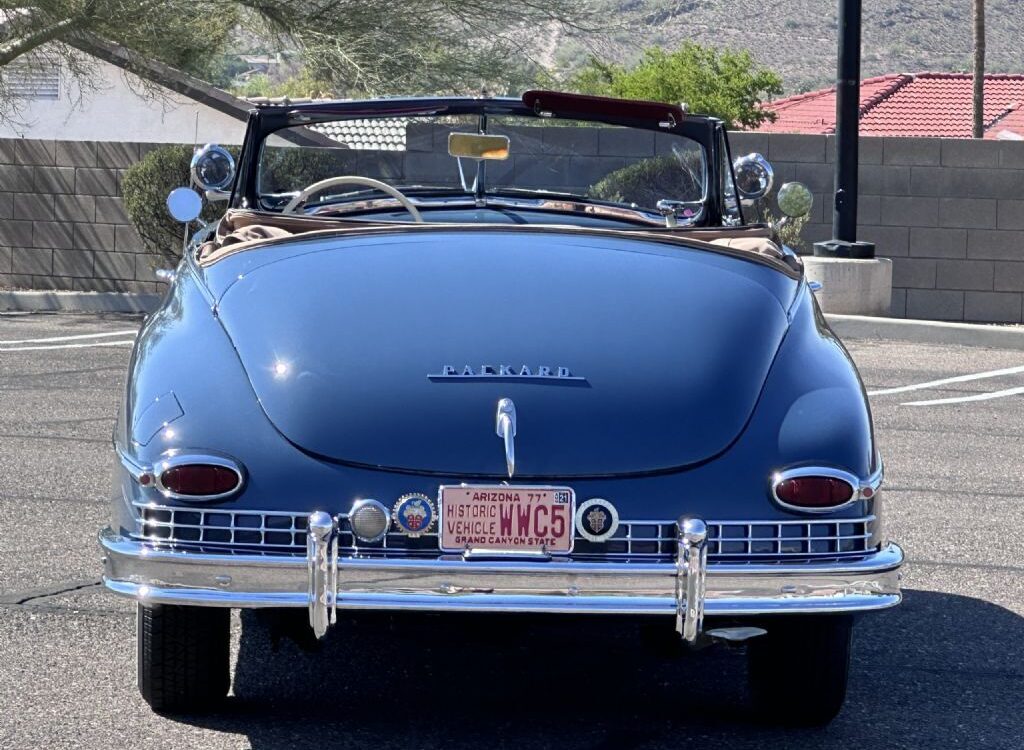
(588, 153, 704, 208)
(122, 143, 363, 263)
(761, 205, 809, 251)
(121, 145, 230, 262)
(589, 155, 810, 251)
(259, 145, 359, 193)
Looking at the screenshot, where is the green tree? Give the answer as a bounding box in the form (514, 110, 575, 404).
(570, 43, 783, 130)
(0, 2, 598, 122)
(230, 67, 334, 100)
(0, 2, 239, 80)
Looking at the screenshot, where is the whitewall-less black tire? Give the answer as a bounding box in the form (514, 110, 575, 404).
(747, 615, 853, 726)
(137, 603, 230, 713)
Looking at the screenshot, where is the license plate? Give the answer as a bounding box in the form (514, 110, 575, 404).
(439, 485, 575, 554)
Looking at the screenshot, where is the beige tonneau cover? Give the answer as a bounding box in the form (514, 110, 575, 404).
(198, 209, 796, 276)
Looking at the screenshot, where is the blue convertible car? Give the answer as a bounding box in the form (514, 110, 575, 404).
(100, 91, 902, 723)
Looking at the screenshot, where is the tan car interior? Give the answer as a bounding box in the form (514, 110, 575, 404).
(199, 208, 789, 268)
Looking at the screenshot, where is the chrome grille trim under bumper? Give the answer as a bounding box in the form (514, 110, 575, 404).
(130, 501, 878, 562)
(100, 515, 903, 644)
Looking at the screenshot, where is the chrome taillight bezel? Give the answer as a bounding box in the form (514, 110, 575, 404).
(770, 460, 882, 514)
(152, 451, 245, 502)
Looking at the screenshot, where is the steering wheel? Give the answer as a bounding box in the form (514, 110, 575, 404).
(281, 175, 424, 222)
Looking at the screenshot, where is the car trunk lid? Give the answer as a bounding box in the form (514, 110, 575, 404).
(211, 229, 795, 477)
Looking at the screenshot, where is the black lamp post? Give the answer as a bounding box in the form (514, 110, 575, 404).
(814, 0, 876, 259)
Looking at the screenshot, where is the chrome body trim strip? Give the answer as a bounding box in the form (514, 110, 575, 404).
(864, 455, 885, 495)
(116, 444, 149, 483)
(100, 527, 903, 621)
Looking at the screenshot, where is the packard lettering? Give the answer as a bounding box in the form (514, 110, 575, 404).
(429, 365, 584, 382)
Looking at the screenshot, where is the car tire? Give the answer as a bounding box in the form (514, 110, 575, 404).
(747, 615, 852, 726)
(137, 603, 230, 713)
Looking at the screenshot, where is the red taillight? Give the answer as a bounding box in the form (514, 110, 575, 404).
(160, 464, 240, 497)
(774, 476, 855, 509)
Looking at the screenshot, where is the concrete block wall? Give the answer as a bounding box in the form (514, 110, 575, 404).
(3, 129, 1024, 322)
(400, 123, 684, 193)
(730, 131, 1024, 323)
(0, 138, 160, 293)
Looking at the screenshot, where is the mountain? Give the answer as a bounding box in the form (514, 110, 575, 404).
(551, 0, 1024, 94)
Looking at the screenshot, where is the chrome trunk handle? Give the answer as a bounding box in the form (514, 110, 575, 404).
(495, 398, 517, 478)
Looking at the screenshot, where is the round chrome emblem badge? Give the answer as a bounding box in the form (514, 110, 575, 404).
(392, 493, 436, 537)
(575, 498, 619, 542)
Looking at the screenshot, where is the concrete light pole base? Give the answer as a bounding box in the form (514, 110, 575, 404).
(803, 256, 893, 316)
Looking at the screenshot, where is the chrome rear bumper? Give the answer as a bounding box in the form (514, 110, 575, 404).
(100, 515, 903, 643)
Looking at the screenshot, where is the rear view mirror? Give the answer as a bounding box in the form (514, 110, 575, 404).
(448, 133, 510, 160)
(166, 187, 202, 223)
(777, 182, 813, 218)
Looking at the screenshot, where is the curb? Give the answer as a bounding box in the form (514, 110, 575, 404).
(0, 290, 161, 314)
(827, 313, 1024, 350)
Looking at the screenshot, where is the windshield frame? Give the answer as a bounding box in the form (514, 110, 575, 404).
(231, 94, 730, 228)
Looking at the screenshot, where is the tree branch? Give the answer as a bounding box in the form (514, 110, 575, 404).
(0, 14, 81, 66)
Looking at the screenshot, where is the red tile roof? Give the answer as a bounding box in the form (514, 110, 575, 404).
(756, 73, 1024, 139)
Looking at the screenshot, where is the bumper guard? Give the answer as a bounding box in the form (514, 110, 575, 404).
(100, 513, 903, 642)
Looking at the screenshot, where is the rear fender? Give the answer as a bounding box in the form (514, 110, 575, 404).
(735, 286, 875, 478)
(113, 275, 302, 533)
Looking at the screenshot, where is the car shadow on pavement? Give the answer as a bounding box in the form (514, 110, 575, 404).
(176, 589, 1023, 749)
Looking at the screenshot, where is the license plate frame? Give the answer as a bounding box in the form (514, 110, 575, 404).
(438, 484, 576, 554)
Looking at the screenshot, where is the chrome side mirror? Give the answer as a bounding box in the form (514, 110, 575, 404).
(190, 144, 235, 192)
(166, 187, 202, 223)
(777, 181, 813, 218)
(732, 153, 774, 201)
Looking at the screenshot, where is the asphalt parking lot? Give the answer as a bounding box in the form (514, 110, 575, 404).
(0, 312, 1021, 749)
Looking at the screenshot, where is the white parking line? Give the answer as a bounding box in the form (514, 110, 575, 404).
(902, 385, 1024, 407)
(0, 330, 138, 345)
(868, 364, 1024, 396)
(0, 340, 135, 352)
